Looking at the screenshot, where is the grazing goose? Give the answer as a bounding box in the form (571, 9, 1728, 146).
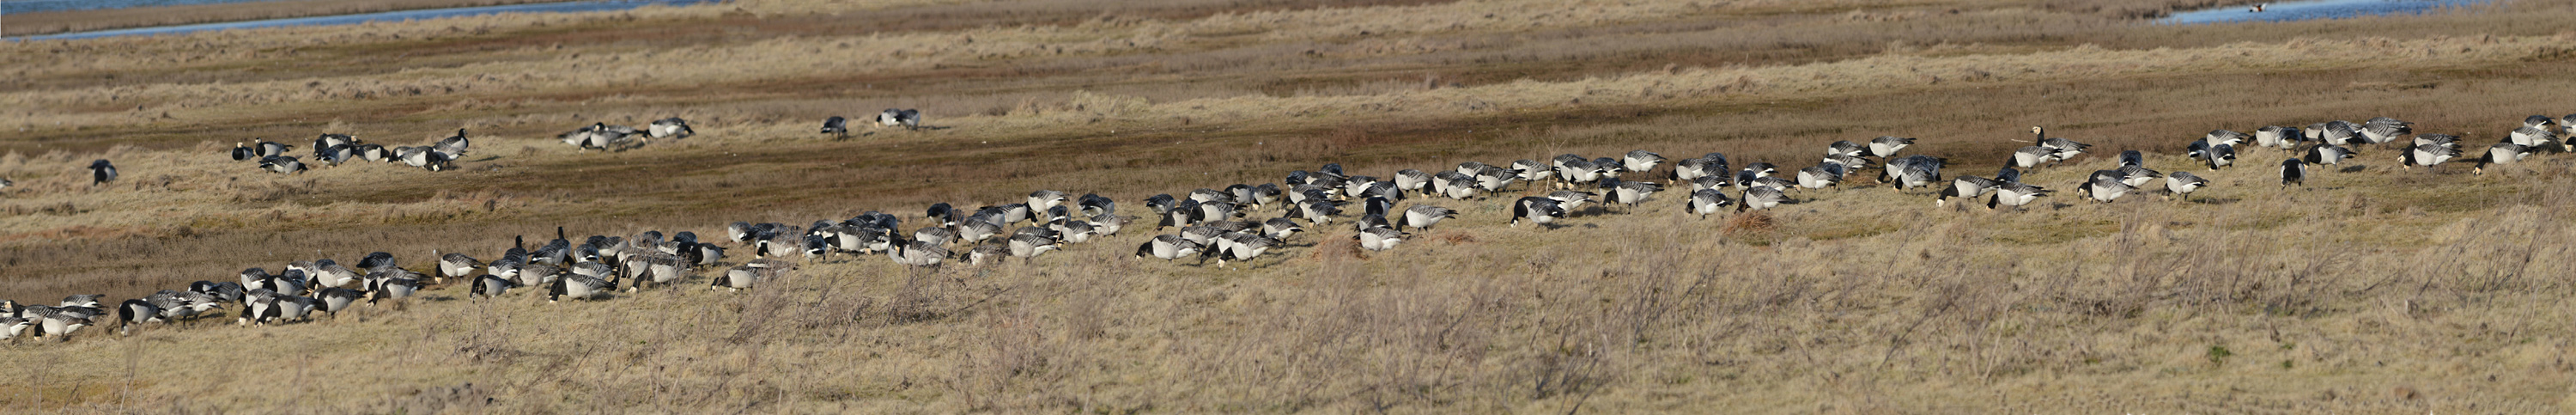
(2301, 143, 2353, 168)
(265, 293, 316, 325)
(259, 156, 307, 174)
(2113, 165, 2162, 187)
(1135, 235, 1204, 261)
(1259, 217, 1306, 241)
(3, 316, 29, 340)
(258, 140, 295, 157)
(61, 294, 105, 308)
(961, 243, 1010, 266)
(1354, 227, 1406, 252)
(1996, 167, 2023, 184)
(1547, 190, 1596, 212)
(1826, 141, 1866, 158)
(1880, 155, 1943, 192)
(2318, 120, 2362, 146)
(888, 238, 949, 268)
(468, 274, 515, 300)
(2528, 114, 2560, 130)
(1473, 166, 1522, 192)
(313, 288, 362, 318)
(2508, 125, 2558, 150)
(2473, 143, 2533, 175)
(1739, 186, 1789, 211)
(231, 142, 258, 161)
(2117, 150, 2144, 168)
(2255, 125, 2302, 150)
(2412, 133, 2460, 150)
(1685, 189, 1733, 219)
(1868, 136, 1917, 157)
(712, 260, 780, 291)
(1986, 182, 2049, 211)
(2010, 146, 2058, 169)
(1554, 158, 1605, 190)
(434, 129, 471, 157)
(1005, 234, 1060, 260)
(1795, 164, 1846, 189)
(623, 253, 690, 292)
(1027, 190, 1069, 211)
(2032, 127, 2090, 163)
(2360, 117, 2412, 145)
(1513, 160, 1554, 184)
(116, 299, 166, 333)
(1822, 154, 1873, 171)
(878, 108, 922, 129)
(2201, 143, 2237, 170)
(1622, 150, 1666, 174)
(2279, 158, 2309, 187)
(1209, 234, 1279, 268)
(313, 144, 354, 166)
(1605, 179, 1662, 211)
(550, 273, 616, 302)
(367, 277, 422, 305)
(820, 116, 851, 137)
(1935, 176, 2000, 207)
(2206, 130, 2251, 150)
(1688, 175, 1730, 192)
(23, 307, 94, 339)
(647, 118, 695, 139)
(2162, 171, 2208, 202)
(89, 159, 117, 186)
(1394, 169, 1434, 195)
(399, 147, 453, 171)
(2398, 143, 2460, 169)
(2077, 170, 2132, 204)
(434, 250, 482, 284)
(1400, 205, 1455, 231)
(1510, 197, 1568, 228)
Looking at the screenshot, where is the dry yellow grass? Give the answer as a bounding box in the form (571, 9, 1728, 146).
(5, 0, 2576, 412)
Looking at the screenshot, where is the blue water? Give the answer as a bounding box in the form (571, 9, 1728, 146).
(9, 0, 720, 41)
(2158, 0, 2486, 24)
(3, 0, 286, 15)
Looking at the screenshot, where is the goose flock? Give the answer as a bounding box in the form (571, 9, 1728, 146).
(8, 111, 2571, 343)
(227, 129, 476, 174)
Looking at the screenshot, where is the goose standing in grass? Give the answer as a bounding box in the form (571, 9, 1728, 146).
(1005, 234, 1060, 262)
(259, 156, 307, 174)
(23, 307, 94, 339)
(2076, 170, 2132, 204)
(115, 299, 165, 333)
(2407, 133, 2458, 150)
(2360, 117, 2413, 146)
(1795, 163, 1845, 189)
(2318, 120, 2362, 146)
(468, 274, 514, 300)
(1936, 175, 2000, 207)
(1400, 204, 1455, 231)
(1826, 141, 1866, 158)
(2279, 158, 2309, 187)
(1622, 150, 1665, 176)
(2508, 125, 2558, 150)
(1605, 179, 1662, 211)
(1210, 234, 1279, 268)
(2117, 150, 2144, 168)
(313, 288, 361, 318)
(2301, 143, 2353, 169)
(1986, 182, 2049, 211)
(434, 250, 482, 284)
(2163, 171, 2208, 202)
(2201, 143, 2237, 170)
(1353, 226, 1407, 252)
(820, 116, 851, 138)
(89, 160, 117, 186)
(888, 238, 949, 269)
(647, 118, 695, 139)
(1547, 190, 1596, 213)
(434, 129, 471, 157)
(2032, 127, 2090, 163)
(2010, 146, 2058, 169)
(2255, 125, 2302, 150)
(368, 277, 422, 305)
(2473, 143, 2533, 175)
(2113, 165, 2162, 187)
(1740, 186, 1789, 211)
(2398, 143, 2461, 169)
(1685, 189, 1733, 219)
(258, 140, 295, 158)
(1868, 136, 1916, 157)
(1136, 235, 1203, 261)
(1510, 197, 1567, 228)
(1880, 155, 1943, 192)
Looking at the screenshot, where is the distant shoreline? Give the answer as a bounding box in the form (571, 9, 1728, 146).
(2, 0, 590, 37)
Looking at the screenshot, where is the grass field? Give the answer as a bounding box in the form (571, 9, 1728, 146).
(6, 0, 2576, 412)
